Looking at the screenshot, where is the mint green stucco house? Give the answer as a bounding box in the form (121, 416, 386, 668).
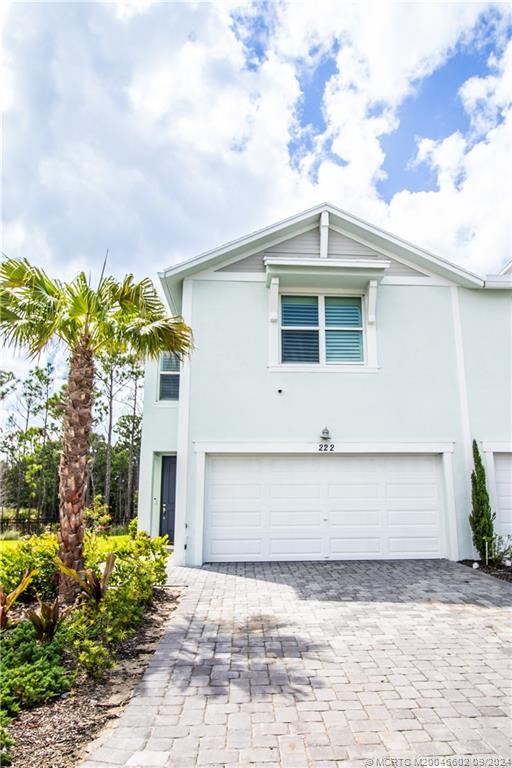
(138, 203, 512, 567)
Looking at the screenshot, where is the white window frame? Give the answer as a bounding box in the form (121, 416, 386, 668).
(269, 286, 378, 372)
(157, 353, 180, 402)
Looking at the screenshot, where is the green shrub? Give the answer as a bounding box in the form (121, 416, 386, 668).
(0, 533, 59, 599)
(0, 530, 20, 541)
(114, 532, 169, 583)
(84, 495, 112, 534)
(61, 534, 169, 679)
(0, 711, 14, 765)
(128, 516, 138, 538)
(0, 622, 74, 716)
(469, 440, 496, 562)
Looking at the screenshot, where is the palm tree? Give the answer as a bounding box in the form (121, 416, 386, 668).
(0, 258, 192, 599)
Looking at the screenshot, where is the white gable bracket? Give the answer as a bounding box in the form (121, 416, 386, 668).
(269, 276, 279, 322)
(268, 276, 280, 366)
(367, 280, 378, 324)
(320, 211, 329, 258)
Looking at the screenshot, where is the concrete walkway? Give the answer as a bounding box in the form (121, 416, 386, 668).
(82, 561, 511, 767)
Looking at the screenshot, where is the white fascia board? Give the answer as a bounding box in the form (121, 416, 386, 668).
(264, 256, 391, 269)
(481, 442, 512, 453)
(158, 272, 180, 315)
(483, 275, 512, 289)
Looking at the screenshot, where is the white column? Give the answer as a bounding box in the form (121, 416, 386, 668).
(173, 278, 193, 566)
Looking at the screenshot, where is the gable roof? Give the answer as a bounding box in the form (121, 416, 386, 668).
(159, 202, 486, 310)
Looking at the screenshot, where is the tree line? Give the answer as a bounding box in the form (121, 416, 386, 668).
(0, 355, 144, 528)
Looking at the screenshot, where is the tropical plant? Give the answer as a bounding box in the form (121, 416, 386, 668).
(27, 595, 73, 642)
(55, 552, 116, 605)
(469, 439, 495, 562)
(0, 258, 192, 599)
(0, 570, 35, 630)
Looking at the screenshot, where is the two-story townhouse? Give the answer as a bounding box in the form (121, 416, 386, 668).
(138, 203, 512, 566)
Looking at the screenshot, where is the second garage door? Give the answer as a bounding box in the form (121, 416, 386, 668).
(203, 454, 445, 562)
(494, 453, 512, 537)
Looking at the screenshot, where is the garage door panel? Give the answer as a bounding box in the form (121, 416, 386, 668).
(388, 509, 439, 525)
(210, 538, 262, 556)
(328, 510, 380, 526)
(329, 537, 382, 555)
(204, 454, 444, 562)
(495, 454, 512, 535)
(270, 510, 322, 526)
(389, 537, 440, 555)
(270, 484, 321, 498)
(270, 538, 323, 556)
(210, 485, 261, 500)
(385, 483, 437, 499)
(210, 511, 262, 527)
(328, 483, 379, 498)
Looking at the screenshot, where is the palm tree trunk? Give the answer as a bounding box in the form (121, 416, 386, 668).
(58, 339, 94, 600)
(103, 367, 114, 511)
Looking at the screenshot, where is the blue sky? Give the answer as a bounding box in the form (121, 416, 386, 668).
(1, 0, 511, 320)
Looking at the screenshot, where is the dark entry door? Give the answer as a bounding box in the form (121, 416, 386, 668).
(160, 455, 176, 541)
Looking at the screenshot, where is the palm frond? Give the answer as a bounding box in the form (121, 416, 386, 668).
(1, 256, 192, 362)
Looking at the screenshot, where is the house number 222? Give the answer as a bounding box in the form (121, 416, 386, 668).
(318, 443, 335, 452)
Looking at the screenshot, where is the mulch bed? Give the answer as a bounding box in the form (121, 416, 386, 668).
(459, 559, 512, 584)
(8, 585, 184, 768)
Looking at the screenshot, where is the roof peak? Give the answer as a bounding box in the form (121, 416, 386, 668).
(160, 202, 484, 291)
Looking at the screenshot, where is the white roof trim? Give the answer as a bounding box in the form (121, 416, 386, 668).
(484, 274, 512, 289)
(263, 256, 391, 269)
(159, 202, 484, 288)
(499, 257, 512, 275)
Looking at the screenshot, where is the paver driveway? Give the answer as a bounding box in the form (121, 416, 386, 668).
(82, 561, 511, 768)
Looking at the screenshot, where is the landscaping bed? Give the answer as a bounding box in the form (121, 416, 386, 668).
(7, 585, 182, 768)
(459, 559, 512, 584)
(0, 525, 173, 765)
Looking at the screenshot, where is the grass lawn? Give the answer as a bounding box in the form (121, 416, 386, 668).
(0, 534, 130, 554)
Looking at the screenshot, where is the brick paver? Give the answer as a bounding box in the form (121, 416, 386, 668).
(81, 561, 511, 767)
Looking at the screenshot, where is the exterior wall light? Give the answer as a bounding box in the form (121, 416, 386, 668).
(320, 427, 331, 441)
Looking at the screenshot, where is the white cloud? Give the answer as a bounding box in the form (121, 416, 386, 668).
(460, 40, 512, 134)
(1, 0, 511, 388)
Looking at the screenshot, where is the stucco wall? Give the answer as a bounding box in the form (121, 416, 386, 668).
(138, 276, 511, 562)
(188, 281, 460, 441)
(137, 354, 179, 535)
(459, 288, 511, 441)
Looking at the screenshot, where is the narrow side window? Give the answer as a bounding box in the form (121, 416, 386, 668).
(159, 352, 180, 400)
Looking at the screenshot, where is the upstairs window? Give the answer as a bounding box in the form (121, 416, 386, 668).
(281, 295, 364, 365)
(159, 352, 180, 400)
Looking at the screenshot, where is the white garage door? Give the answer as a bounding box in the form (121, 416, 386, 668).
(495, 454, 512, 537)
(203, 454, 445, 562)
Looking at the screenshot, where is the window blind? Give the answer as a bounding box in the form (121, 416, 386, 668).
(325, 296, 362, 327)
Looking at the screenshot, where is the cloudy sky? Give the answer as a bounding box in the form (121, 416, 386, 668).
(1, 0, 512, 380)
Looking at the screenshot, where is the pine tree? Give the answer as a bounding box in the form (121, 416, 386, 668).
(469, 440, 495, 561)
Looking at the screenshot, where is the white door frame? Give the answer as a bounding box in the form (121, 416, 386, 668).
(192, 441, 458, 566)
